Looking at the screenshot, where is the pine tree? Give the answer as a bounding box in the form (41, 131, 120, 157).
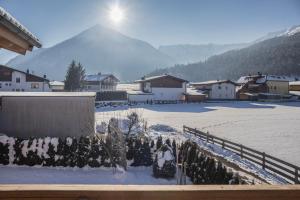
(64, 60, 85, 91)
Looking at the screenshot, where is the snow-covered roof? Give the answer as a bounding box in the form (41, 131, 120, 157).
(0, 92, 95, 97)
(289, 81, 300, 86)
(256, 75, 290, 83)
(0, 7, 41, 48)
(49, 81, 64, 86)
(190, 80, 238, 86)
(135, 74, 188, 83)
(185, 88, 206, 96)
(84, 74, 119, 82)
(127, 90, 153, 95)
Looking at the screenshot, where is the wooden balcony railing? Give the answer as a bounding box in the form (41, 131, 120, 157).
(0, 185, 300, 200)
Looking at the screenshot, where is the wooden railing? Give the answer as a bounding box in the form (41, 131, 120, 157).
(0, 185, 300, 200)
(183, 125, 300, 184)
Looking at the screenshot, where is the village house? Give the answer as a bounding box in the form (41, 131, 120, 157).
(190, 80, 237, 100)
(49, 81, 65, 92)
(129, 74, 188, 102)
(83, 73, 119, 92)
(237, 74, 290, 100)
(0, 65, 50, 92)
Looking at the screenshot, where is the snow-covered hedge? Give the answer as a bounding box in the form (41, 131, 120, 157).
(179, 140, 245, 184)
(0, 135, 157, 168)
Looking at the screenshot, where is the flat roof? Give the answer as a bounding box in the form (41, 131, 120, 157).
(190, 80, 238, 86)
(0, 92, 96, 97)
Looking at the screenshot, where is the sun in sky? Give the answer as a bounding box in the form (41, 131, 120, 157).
(108, 4, 125, 25)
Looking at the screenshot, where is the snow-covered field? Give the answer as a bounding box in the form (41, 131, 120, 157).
(0, 165, 179, 184)
(96, 101, 300, 166)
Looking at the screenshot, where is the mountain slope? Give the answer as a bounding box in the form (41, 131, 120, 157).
(7, 25, 174, 81)
(158, 43, 248, 64)
(148, 32, 300, 82)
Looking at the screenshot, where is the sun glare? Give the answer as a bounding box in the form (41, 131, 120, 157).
(109, 5, 125, 24)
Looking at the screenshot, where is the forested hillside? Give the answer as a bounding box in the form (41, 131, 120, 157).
(149, 33, 300, 81)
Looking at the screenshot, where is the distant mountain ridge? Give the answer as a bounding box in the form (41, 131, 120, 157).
(7, 24, 175, 81)
(158, 43, 248, 64)
(148, 31, 300, 82)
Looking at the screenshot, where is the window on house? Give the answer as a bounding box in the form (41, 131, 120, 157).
(0, 83, 2, 88)
(16, 77, 20, 83)
(9, 83, 11, 86)
(218, 86, 222, 89)
(5, 83, 8, 86)
(31, 83, 39, 89)
(0, 97, 2, 111)
(274, 86, 277, 90)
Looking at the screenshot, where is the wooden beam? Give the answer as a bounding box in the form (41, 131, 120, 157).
(0, 36, 27, 54)
(0, 25, 31, 52)
(0, 185, 300, 200)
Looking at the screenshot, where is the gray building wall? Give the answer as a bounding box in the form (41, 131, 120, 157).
(0, 96, 95, 138)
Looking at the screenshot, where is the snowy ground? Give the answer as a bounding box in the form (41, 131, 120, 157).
(0, 165, 180, 184)
(96, 101, 300, 166)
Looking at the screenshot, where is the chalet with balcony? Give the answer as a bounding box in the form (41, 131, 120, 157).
(83, 73, 119, 92)
(190, 80, 238, 100)
(130, 74, 188, 102)
(0, 65, 50, 92)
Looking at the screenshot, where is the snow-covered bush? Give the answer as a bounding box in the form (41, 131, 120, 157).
(179, 140, 245, 184)
(153, 144, 176, 178)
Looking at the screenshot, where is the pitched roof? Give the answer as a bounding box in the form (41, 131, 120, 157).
(0, 65, 49, 82)
(135, 74, 188, 83)
(84, 74, 119, 82)
(0, 7, 41, 48)
(190, 80, 238, 86)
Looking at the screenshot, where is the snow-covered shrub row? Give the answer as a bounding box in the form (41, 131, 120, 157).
(0, 135, 159, 169)
(178, 140, 246, 184)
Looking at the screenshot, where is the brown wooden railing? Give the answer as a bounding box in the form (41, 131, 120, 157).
(183, 125, 300, 184)
(0, 185, 300, 200)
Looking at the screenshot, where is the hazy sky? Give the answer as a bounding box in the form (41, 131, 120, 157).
(0, 0, 299, 48)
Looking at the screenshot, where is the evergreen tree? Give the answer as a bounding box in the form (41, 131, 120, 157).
(64, 60, 85, 91)
(156, 136, 163, 151)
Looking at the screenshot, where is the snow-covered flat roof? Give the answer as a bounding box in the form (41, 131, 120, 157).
(0, 92, 96, 97)
(289, 81, 300, 86)
(190, 80, 238, 86)
(127, 90, 153, 95)
(49, 81, 65, 86)
(185, 88, 206, 96)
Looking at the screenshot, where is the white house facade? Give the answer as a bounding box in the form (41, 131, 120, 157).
(131, 74, 188, 102)
(190, 80, 237, 100)
(0, 65, 50, 92)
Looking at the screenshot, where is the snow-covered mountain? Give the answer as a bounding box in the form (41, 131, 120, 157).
(254, 25, 300, 43)
(7, 24, 175, 81)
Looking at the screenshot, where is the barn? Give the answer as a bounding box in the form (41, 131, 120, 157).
(0, 92, 95, 138)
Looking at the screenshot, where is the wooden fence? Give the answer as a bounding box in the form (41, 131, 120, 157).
(183, 125, 300, 184)
(1, 185, 300, 200)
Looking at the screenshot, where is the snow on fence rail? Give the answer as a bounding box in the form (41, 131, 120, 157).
(183, 125, 300, 184)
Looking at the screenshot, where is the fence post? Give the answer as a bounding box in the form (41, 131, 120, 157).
(295, 168, 299, 184)
(240, 144, 243, 159)
(211, 137, 214, 144)
(222, 141, 225, 149)
(206, 131, 209, 142)
(262, 152, 266, 169)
